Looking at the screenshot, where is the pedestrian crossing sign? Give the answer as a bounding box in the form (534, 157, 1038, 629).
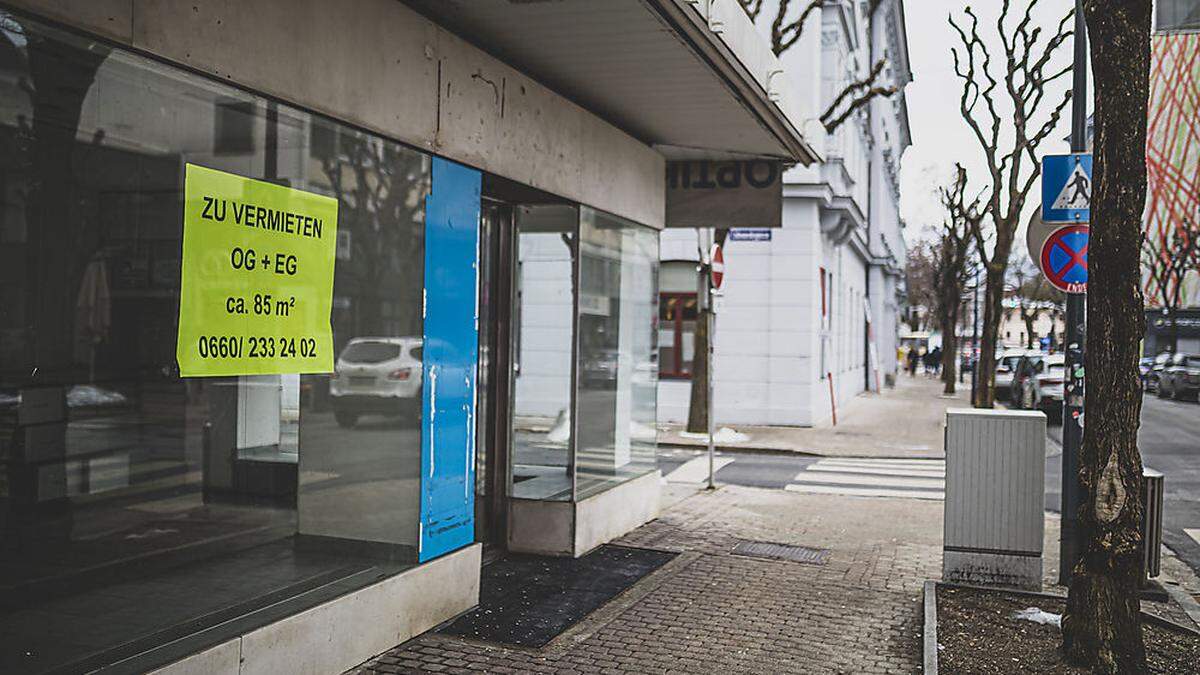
(1041, 153, 1092, 222)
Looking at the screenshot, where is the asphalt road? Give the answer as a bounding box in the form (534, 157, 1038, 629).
(1046, 393, 1200, 576)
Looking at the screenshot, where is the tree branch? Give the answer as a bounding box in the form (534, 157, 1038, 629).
(737, 0, 765, 21)
(820, 59, 899, 133)
(769, 0, 824, 56)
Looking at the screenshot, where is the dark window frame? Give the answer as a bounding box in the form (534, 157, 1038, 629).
(659, 291, 697, 380)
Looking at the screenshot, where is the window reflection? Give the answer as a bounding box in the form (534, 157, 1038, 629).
(510, 205, 576, 501)
(575, 207, 658, 500)
(0, 14, 426, 673)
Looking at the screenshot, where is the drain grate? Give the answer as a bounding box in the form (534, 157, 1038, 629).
(732, 540, 830, 565)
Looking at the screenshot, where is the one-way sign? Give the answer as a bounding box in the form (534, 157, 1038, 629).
(1042, 153, 1092, 222)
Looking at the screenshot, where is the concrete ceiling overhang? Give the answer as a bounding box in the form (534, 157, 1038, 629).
(403, 0, 818, 165)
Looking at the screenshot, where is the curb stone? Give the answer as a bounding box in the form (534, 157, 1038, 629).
(922, 580, 938, 675)
(1164, 582, 1200, 632)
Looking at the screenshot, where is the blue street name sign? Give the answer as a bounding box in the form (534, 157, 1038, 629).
(728, 228, 772, 241)
(1041, 153, 1093, 223)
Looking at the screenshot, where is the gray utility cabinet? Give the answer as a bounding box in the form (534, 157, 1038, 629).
(943, 408, 1047, 591)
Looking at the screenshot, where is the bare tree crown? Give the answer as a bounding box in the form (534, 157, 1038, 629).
(949, 0, 1073, 254)
(738, 0, 899, 134)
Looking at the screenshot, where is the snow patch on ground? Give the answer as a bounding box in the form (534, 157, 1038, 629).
(1011, 607, 1062, 628)
(679, 427, 751, 444)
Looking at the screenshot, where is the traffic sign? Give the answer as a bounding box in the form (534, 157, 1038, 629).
(1026, 212, 1060, 265)
(1040, 223, 1089, 293)
(1042, 153, 1092, 223)
(710, 243, 725, 290)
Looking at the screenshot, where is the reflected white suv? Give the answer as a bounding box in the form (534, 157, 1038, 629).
(329, 337, 423, 427)
(995, 349, 1037, 401)
(1017, 353, 1065, 413)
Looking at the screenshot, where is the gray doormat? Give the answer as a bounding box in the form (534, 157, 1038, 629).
(732, 540, 830, 565)
(437, 544, 676, 648)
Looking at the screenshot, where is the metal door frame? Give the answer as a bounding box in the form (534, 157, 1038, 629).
(477, 200, 516, 550)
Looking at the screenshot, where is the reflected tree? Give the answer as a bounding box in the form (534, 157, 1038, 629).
(316, 131, 428, 342)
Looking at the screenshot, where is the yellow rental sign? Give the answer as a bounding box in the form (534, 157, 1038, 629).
(176, 164, 337, 376)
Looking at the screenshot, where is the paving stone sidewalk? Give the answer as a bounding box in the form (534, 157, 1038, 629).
(352, 372, 1199, 674)
(657, 375, 966, 459)
(352, 485, 942, 675)
(351, 483, 1199, 675)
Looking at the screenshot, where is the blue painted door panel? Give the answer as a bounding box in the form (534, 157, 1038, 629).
(419, 157, 480, 562)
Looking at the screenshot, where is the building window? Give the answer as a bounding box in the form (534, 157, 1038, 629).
(659, 292, 698, 378)
(1156, 0, 1200, 31)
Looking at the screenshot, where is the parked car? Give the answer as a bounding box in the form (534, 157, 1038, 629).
(329, 337, 423, 427)
(995, 349, 1036, 401)
(1157, 353, 1200, 400)
(1011, 353, 1047, 408)
(1144, 351, 1173, 393)
(1026, 354, 1065, 414)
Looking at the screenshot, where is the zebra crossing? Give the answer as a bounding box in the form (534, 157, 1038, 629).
(784, 457, 946, 500)
(659, 449, 947, 500)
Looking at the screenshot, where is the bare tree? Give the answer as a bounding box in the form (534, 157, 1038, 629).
(1010, 257, 1064, 349)
(738, 0, 898, 134)
(949, 0, 1074, 407)
(1141, 217, 1200, 352)
(936, 165, 985, 394)
(904, 241, 937, 331)
(1060, 2, 1152, 672)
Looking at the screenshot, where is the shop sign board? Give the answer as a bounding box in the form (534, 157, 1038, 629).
(176, 164, 338, 376)
(666, 160, 782, 228)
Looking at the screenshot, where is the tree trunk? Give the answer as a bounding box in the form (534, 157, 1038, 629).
(941, 307, 958, 395)
(1023, 311, 1038, 349)
(1167, 306, 1178, 352)
(974, 264, 1006, 407)
(1062, 2, 1151, 672)
(687, 230, 727, 433)
(686, 301, 710, 433)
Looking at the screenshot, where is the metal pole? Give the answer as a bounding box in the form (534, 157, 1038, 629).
(706, 228, 716, 490)
(1060, 0, 1088, 586)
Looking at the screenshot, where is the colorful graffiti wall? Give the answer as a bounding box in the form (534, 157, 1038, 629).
(1144, 31, 1200, 308)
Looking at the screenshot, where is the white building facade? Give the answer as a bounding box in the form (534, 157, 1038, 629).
(659, 0, 911, 427)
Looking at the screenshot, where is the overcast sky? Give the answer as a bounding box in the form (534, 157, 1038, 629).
(898, 0, 1084, 252)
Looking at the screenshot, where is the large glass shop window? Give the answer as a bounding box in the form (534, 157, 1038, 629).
(0, 14, 427, 673)
(510, 205, 577, 501)
(575, 207, 658, 500)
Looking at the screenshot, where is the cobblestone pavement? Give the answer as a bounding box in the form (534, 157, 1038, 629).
(353, 486, 940, 674)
